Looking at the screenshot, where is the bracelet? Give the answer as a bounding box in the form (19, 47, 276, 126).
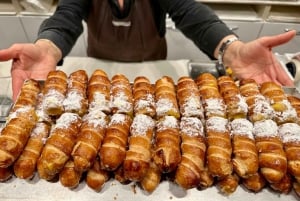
(218, 36, 239, 65)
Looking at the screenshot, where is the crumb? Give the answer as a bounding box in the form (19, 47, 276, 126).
(131, 184, 137, 194)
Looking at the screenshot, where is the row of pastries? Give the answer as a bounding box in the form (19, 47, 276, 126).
(0, 69, 300, 197)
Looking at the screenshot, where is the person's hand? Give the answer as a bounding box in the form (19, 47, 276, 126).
(0, 39, 62, 101)
(222, 30, 296, 86)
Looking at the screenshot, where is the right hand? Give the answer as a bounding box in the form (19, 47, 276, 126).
(0, 39, 62, 101)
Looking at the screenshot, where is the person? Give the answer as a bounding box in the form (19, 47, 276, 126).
(0, 0, 296, 101)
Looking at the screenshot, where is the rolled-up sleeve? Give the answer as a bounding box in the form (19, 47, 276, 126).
(37, 0, 90, 58)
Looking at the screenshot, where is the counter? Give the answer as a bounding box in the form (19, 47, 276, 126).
(0, 57, 298, 201)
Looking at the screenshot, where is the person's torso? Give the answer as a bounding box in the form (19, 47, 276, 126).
(87, 0, 167, 62)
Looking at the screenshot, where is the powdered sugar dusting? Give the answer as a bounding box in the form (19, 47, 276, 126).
(181, 95, 204, 117)
(274, 99, 297, 123)
(253, 119, 278, 138)
(134, 93, 155, 113)
(8, 106, 33, 121)
(54, 112, 80, 129)
(82, 110, 108, 128)
(110, 92, 133, 113)
(156, 98, 177, 117)
(230, 118, 254, 139)
(109, 113, 128, 126)
(63, 90, 84, 112)
(43, 89, 65, 111)
(278, 123, 300, 143)
(206, 116, 228, 133)
(252, 94, 274, 119)
(203, 98, 226, 117)
(235, 94, 248, 114)
(130, 114, 155, 136)
(180, 117, 204, 137)
(89, 92, 110, 113)
(156, 116, 178, 131)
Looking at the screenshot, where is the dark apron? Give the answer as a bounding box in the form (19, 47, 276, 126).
(87, 0, 167, 62)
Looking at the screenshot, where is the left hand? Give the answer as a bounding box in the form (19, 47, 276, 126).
(223, 30, 296, 86)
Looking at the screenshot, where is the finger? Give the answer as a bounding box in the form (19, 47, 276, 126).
(259, 30, 296, 48)
(0, 45, 19, 61)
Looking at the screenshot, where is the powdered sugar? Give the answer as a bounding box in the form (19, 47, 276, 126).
(134, 93, 155, 113)
(54, 112, 80, 130)
(203, 98, 226, 117)
(42, 89, 65, 111)
(230, 118, 254, 139)
(253, 119, 278, 138)
(130, 114, 155, 136)
(252, 94, 274, 119)
(109, 113, 129, 126)
(180, 117, 204, 137)
(273, 99, 297, 123)
(89, 92, 110, 113)
(82, 110, 108, 128)
(235, 94, 248, 114)
(110, 92, 133, 114)
(181, 95, 204, 118)
(156, 115, 178, 131)
(63, 90, 84, 112)
(206, 116, 229, 133)
(278, 123, 300, 143)
(156, 98, 177, 117)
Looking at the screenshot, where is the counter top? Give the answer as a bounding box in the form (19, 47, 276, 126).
(0, 57, 299, 201)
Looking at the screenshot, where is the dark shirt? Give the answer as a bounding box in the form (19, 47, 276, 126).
(37, 0, 234, 60)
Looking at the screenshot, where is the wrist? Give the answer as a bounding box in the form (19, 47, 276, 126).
(35, 39, 62, 64)
(215, 35, 242, 67)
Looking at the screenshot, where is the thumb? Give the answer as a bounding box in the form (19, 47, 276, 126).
(259, 30, 296, 48)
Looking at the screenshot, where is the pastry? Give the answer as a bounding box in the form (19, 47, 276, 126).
(11, 79, 40, 112)
(242, 172, 266, 192)
(217, 75, 248, 120)
(239, 79, 274, 122)
(59, 160, 82, 188)
(260, 81, 297, 125)
(63, 70, 88, 116)
(87, 69, 111, 114)
(42, 70, 68, 116)
(175, 117, 206, 189)
(253, 119, 287, 183)
(205, 116, 232, 178)
(71, 110, 108, 172)
(0, 106, 37, 168)
(195, 73, 226, 119)
(37, 112, 81, 180)
(13, 122, 50, 179)
(154, 76, 180, 119)
(278, 123, 300, 183)
(100, 113, 132, 171)
(153, 115, 181, 173)
(217, 173, 240, 195)
(110, 74, 133, 116)
(86, 157, 109, 192)
(230, 118, 259, 178)
(176, 76, 204, 119)
(140, 160, 161, 193)
(123, 114, 155, 181)
(132, 76, 156, 117)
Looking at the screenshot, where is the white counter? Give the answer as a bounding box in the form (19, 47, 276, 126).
(0, 57, 298, 201)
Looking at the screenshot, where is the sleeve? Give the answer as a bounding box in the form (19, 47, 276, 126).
(158, 0, 235, 59)
(36, 0, 91, 58)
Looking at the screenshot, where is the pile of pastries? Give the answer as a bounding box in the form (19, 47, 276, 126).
(1, 69, 300, 197)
